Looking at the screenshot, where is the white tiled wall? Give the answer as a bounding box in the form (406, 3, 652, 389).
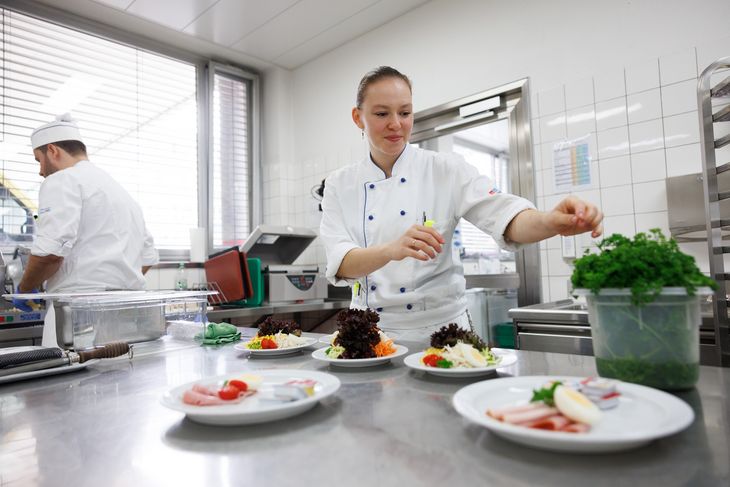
(534, 44, 724, 302)
(144, 267, 206, 291)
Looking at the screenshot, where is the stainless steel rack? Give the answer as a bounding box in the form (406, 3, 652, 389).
(699, 56, 730, 366)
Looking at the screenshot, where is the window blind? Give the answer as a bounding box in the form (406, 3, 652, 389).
(0, 9, 199, 250)
(212, 72, 250, 248)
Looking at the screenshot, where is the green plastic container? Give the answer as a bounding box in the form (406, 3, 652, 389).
(243, 257, 264, 307)
(575, 287, 711, 390)
(493, 323, 516, 349)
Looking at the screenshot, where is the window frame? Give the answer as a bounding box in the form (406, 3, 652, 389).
(206, 62, 261, 256)
(0, 0, 262, 262)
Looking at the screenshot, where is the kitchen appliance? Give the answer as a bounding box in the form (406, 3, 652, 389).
(510, 299, 720, 365)
(240, 225, 327, 304)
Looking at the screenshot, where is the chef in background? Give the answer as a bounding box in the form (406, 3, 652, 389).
(14, 113, 158, 309)
(320, 66, 603, 340)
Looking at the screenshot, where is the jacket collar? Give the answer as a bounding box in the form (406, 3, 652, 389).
(359, 144, 413, 182)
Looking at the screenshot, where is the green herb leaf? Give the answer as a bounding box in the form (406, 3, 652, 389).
(571, 229, 717, 306)
(436, 359, 453, 368)
(530, 381, 562, 406)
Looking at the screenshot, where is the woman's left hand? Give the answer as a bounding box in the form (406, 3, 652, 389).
(546, 196, 604, 238)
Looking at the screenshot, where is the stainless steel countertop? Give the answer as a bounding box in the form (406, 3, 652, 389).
(0, 334, 728, 486)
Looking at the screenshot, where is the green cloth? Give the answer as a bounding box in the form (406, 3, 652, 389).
(197, 322, 241, 345)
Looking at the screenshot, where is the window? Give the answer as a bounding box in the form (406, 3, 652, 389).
(0, 8, 203, 253)
(211, 69, 252, 248)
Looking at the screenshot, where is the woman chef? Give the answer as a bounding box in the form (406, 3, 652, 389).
(319, 66, 603, 340)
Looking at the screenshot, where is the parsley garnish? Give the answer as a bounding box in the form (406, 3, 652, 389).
(530, 381, 562, 406)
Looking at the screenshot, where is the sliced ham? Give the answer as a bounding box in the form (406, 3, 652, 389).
(182, 388, 255, 406)
(560, 422, 591, 433)
(192, 384, 218, 396)
(523, 414, 573, 431)
(182, 389, 227, 406)
(502, 405, 559, 425)
(487, 402, 546, 420)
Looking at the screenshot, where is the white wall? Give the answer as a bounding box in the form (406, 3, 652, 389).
(261, 0, 730, 301)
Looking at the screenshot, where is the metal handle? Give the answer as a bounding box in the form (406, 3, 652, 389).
(517, 323, 592, 332)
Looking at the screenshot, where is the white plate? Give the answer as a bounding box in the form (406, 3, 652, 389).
(452, 376, 695, 453)
(160, 369, 340, 426)
(318, 334, 335, 345)
(233, 337, 318, 356)
(403, 350, 517, 377)
(311, 344, 408, 367)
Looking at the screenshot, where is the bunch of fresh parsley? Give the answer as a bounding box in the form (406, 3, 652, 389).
(571, 229, 717, 305)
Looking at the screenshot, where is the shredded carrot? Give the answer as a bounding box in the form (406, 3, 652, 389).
(374, 338, 396, 357)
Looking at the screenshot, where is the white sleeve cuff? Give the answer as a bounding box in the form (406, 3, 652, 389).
(325, 242, 359, 287)
(142, 248, 159, 266)
(492, 200, 537, 252)
(31, 234, 74, 257)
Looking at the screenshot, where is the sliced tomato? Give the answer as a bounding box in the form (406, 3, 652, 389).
(218, 385, 240, 401)
(422, 354, 441, 367)
(227, 379, 248, 392)
(261, 338, 278, 349)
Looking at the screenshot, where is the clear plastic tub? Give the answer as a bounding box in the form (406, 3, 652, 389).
(55, 291, 211, 349)
(574, 287, 712, 390)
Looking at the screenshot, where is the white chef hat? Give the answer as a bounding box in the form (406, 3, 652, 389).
(30, 113, 84, 149)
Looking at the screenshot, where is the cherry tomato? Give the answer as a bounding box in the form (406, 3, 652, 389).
(218, 385, 240, 400)
(228, 380, 248, 392)
(261, 338, 278, 349)
(422, 354, 441, 367)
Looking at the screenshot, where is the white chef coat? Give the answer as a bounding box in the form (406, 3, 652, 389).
(320, 144, 534, 331)
(31, 160, 159, 293)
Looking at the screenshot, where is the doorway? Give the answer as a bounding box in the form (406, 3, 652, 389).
(411, 78, 539, 306)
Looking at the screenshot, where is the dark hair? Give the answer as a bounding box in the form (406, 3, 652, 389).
(356, 66, 412, 108)
(38, 140, 87, 157)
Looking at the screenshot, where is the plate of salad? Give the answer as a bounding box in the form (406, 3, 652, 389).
(311, 309, 408, 368)
(234, 317, 317, 356)
(160, 369, 341, 425)
(452, 376, 694, 453)
(403, 324, 517, 377)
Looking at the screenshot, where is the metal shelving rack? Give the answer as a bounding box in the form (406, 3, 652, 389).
(698, 56, 730, 367)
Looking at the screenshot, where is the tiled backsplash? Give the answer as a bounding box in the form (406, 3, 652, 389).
(535, 45, 730, 302)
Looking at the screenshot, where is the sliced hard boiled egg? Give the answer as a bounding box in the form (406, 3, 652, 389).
(457, 342, 487, 367)
(554, 385, 602, 425)
(236, 373, 263, 391)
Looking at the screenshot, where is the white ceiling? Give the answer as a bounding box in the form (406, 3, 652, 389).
(29, 0, 430, 70)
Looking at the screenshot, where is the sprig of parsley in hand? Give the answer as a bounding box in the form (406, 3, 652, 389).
(530, 381, 562, 406)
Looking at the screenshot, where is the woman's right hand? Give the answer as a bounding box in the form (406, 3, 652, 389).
(386, 224, 445, 261)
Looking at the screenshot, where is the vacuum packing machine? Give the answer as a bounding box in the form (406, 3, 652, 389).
(241, 225, 327, 304)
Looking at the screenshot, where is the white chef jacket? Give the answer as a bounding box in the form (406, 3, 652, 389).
(31, 160, 159, 293)
(320, 144, 534, 330)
